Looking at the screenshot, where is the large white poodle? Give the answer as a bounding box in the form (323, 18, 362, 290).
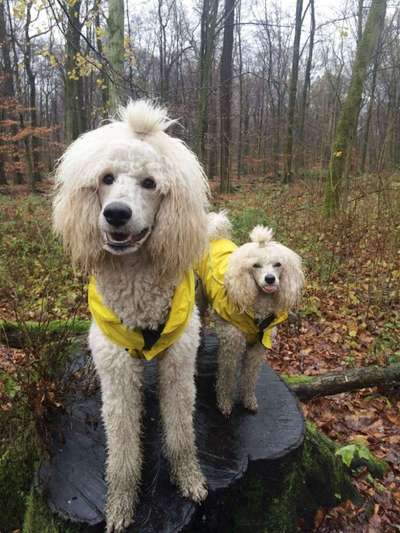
(53, 101, 209, 532)
(196, 212, 304, 416)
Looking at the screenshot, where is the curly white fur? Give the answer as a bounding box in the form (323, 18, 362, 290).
(53, 100, 208, 532)
(205, 212, 304, 416)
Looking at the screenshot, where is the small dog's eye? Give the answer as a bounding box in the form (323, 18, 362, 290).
(102, 174, 115, 185)
(274, 262, 282, 268)
(141, 177, 156, 190)
(253, 263, 261, 268)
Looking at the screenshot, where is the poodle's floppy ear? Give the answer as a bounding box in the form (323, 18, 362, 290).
(250, 225, 274, 247)
(277, 246, 305, 311)
(53, 148, 103, 273)
(147, 138, 209, 279)
(224, 246, 258, 311)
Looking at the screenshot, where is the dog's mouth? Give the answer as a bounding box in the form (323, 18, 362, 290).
(261, 284, 279, 294)
(104, 227, 150, 251)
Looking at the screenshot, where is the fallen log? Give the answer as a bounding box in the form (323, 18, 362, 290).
(285, 363, 400, 400)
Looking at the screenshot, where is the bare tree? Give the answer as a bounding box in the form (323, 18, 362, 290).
(64, 0, 86, 142)
(219, 0, 235, 193)
(196, 0, 219, 165)
(106, 0, 125, 112)
(325, 0, 387, 214)
(298, 0, 315, 170)
(284, 0, 303, 183)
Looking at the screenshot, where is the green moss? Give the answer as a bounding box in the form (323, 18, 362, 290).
(282, 374, 315, 386)
(227, 422, 358, 532)
(0, 447, 36, 531)
(23, 489, 82, 533)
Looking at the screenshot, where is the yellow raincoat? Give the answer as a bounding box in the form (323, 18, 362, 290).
(195, 239, 287, 348)
(88, 271, 195, 360)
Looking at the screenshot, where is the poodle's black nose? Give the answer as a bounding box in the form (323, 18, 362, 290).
(265, 274, 276, 285)
(103, 202, 132, 227)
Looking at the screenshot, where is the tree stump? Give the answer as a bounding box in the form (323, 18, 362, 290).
(36, 332, 357, 532)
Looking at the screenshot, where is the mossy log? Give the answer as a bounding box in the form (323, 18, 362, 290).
(284, 364, 400, 400)
(29, 332, 359, 533)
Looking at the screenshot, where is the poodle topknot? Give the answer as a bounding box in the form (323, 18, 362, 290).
(249, 225, 274, 247)
(118, 100, 177, 135)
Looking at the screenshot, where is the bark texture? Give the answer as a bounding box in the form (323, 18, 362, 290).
(106, 0, 124, 112)
(324, 0, 386, 214)
(286, 364, 400, 400)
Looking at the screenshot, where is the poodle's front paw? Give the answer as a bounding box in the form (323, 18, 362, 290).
(242, 394, 258, 413)
(105, 492, 135, 533)
(179, 468, 208, 502)
(218, 401, 233, 417)
(216, 393, 233, 417)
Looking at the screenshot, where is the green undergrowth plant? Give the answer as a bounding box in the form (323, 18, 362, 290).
(230, 207, 273, 243)
(0, 194, 88, 530)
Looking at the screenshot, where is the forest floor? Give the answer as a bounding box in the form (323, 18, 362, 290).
(0, 173, 400, 532)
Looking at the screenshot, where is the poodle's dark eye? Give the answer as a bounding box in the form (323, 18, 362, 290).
(141, 177, 156, 190)
(102, 174, 115, 185)
(253, 263, 261, 268)
(274, 262, 282, 268)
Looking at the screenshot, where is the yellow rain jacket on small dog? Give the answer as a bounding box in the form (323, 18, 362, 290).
(195, 239, 287, 348)
(88, 271, 195, 360)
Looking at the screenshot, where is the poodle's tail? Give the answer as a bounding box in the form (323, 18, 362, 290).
(207, 210, 232, 240)
(118, 100, 177, 136)
(250, 225, 274, 247)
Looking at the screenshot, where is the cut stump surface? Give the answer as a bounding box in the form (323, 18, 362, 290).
(38, 332, 305, 532)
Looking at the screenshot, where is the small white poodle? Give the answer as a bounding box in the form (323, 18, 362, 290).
(196, 212, 304, 416)
(53, 101, 209, 532)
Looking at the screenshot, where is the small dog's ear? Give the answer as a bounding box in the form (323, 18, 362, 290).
(224, 252, 258, 311)
(148, 141, 209, 279)
(249, 226, 274, 247)
(277, 250, 305, 311)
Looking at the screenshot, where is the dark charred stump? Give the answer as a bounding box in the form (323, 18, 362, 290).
(37, 332, 340, 532)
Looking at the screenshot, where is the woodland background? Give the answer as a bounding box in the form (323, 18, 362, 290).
(0, 0, 400, 531)
(0, 0, 399, 198)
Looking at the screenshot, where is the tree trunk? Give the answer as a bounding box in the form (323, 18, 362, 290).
(0, 0, 15, 184)
(157, 0, 168, 102)
(286, 364, 400, 400)
(219, 0, 234, 193)
(64, 0, 85, 143)
(208, 82, 218, 179)
(359, 38, 380, 173)
(283, 0, 303, 183)
(196, 0, 219, 164)
(298, 0, 315, 171)
(106, 0, 125, 112)
(95, 3, 109, 117)
(324, 0, 386, 215)
(24, 0, 40, 187)
(236, 0, 243, 177)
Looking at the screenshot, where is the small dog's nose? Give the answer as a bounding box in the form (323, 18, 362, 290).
(103, 202, 132, 227)
(265, 274, 276, 285)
